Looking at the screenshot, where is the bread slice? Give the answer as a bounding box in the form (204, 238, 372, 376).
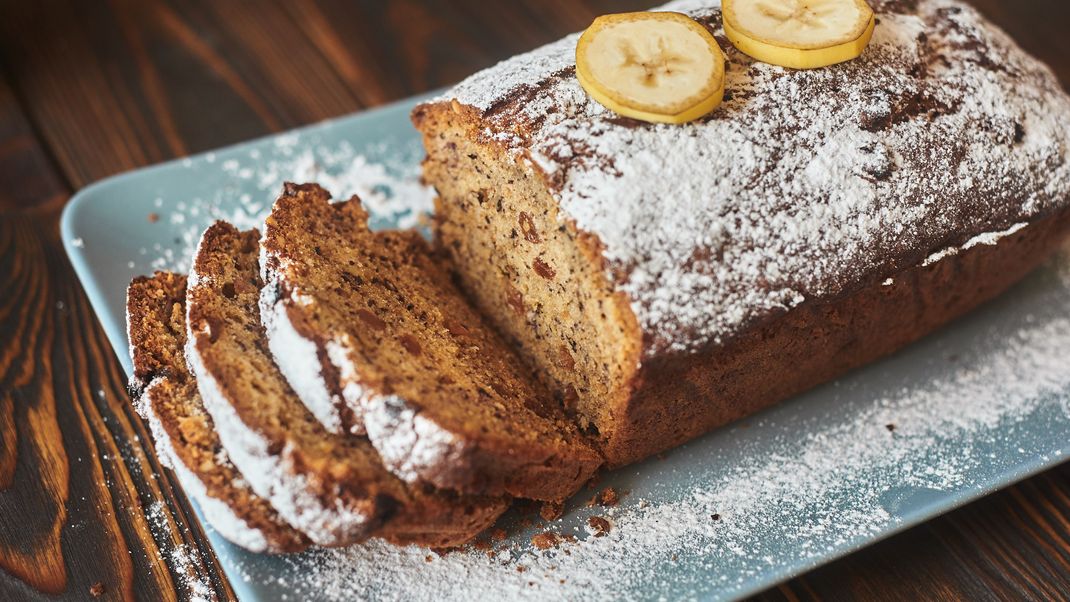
(259, 183, 602, 502)
(126, 271, 307, 553)
(185, 221, 506, 547)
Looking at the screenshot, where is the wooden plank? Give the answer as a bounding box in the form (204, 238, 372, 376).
(0, 83, 65, 211)
(0, 0, 650, 188)
(0, 76, 233, 600)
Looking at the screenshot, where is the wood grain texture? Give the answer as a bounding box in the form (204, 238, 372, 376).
(0, 0, 1067, 600)
(0, 76, 232, 600)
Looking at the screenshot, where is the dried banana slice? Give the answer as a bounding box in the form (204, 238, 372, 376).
(723, 0, 875, 69)
(576, 12, 726, 124)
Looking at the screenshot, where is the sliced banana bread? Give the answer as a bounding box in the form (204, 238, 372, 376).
(126, 271, 307, 553)
(185, 222, 506, 547)
(259, 183, 602, 502)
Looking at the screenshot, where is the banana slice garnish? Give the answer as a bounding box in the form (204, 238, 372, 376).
(576, 12, 726, 124)
(723, 0, 875, 69)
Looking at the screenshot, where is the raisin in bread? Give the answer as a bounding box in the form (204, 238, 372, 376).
(126, 271, 307, 553)
(413, 0, 1070, 466)
(259, 183, 601, 502)
(184, 222, 506, 547)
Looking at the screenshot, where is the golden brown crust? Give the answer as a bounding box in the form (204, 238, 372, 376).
(127, 272, 190, 393)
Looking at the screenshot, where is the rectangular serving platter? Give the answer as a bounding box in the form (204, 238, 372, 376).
(62, 93, 1070, 601)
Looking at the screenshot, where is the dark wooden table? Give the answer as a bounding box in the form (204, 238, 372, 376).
(1, 1, 1068, 600)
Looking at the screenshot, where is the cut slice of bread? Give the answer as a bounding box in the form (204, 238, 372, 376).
(185, 221, 507, 547)
(259, 183, 602, 502)
(126, 271, 307, 553)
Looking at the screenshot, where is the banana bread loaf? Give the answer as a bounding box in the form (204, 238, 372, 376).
(185, 222, 506, 547)
(259, 183, 601, 502)
(127, 272, 307, 553)
(413, 0, 1070, 466)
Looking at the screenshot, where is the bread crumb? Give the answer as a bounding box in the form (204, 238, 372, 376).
(588, 516, 611, 537)
(89, 582, 106, 597)
(540, 502, 564, 521)
(591, 487, 619, 508)
(531, 532, 561, 550)
(148, 212, 160, 223)
(490, 528, 507, 541)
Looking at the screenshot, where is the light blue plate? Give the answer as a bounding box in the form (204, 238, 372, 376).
(62, 93, 1070, 601)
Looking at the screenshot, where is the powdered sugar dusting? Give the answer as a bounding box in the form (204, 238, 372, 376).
(233, 244, 1070, 600)
(259, 282, 347, 435)
(168, 543, 217, 602)
(324, 338, 369, 414)
(922, 221, 1028, 265)
(150, 140, 434, 274)
(362, 395, 467, 485)
(145, 502, 217, 602)
(138, 379, 272, 553)
(443, 0, 1070, 356)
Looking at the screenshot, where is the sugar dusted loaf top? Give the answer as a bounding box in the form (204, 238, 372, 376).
(433, 0, 1070, 356)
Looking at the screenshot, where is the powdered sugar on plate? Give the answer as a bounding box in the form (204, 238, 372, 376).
(148, 138, 434, 274)
(228, 246, 1070, 600)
